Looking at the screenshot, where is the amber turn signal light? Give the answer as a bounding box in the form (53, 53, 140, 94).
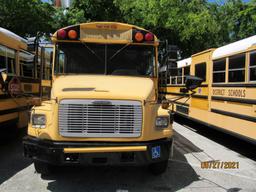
(134, 32, 144, 42)
(68, 30, 78, 39)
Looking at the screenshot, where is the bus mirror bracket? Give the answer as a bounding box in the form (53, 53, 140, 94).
(162, 75, 203, 113)
(181, 75, 203, 94)
(0, 68, 7, 82)
(0, 68, 8, 92)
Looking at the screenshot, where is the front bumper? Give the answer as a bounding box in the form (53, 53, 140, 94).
(23, 136, 173, 166)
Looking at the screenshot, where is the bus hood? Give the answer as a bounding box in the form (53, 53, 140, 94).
(51, 75, 156, 101)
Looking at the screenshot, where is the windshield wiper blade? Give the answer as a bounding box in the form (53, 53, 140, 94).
(108, 43, 131, 61)
(82, 42, 104, 63)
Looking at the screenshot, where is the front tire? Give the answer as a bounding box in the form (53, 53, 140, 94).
(148, 160, 169, 175)
(34, 161, 53, 175)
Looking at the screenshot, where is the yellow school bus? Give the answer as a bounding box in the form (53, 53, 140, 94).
(167, 35, 256, 144)
(0, 27, 40, 129)
(23, 22, 175, 175)
(164, 57, 192, 111)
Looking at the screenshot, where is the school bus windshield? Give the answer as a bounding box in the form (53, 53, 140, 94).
(55, 43, 155, 77)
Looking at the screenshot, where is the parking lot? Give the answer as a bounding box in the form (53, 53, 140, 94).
(0, 118, 255, 192)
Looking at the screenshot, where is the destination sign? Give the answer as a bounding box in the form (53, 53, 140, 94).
(80, 28, 132, 42)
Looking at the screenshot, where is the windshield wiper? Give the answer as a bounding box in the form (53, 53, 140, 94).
(108, 43, 131, 61)
(82, 42, 104, 63)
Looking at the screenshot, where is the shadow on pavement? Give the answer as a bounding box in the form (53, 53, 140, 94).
(174, 114, 256, 161)
(0, 127, 32, 185)
(42, 132, 202, 192)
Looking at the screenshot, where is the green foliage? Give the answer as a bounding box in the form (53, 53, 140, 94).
(0, 0, 255, 57)
(218, 0, 256, 44)
(0, 0, 55, 37)
(114, 0, 220, 56)
(71, 0, 123, 22)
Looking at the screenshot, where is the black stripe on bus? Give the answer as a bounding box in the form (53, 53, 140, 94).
(211, 108, 256, 123)
(212, 83, 256, 88)
(211, 96, 256, 105)
(174, 101, 189, 107)
(0, 93, 40, 100)
(160, 92, 189, 96)
(20, 77, 40, 83)
(6, 76, 40, 83)
(166, 85, 185, 87)
(0, 105, 33, 116)
(166, 84, 208, 87)
(0, 94, 11, 99)
(192, 95, 208, 99)
(0, 118, 19, 128)
(160, 92, 208, 99)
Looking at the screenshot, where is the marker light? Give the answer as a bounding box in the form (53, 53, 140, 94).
(145, 33, 154, 41)
(135, 32, 144, 42)
(57, 29, 67, 39)
(68, 30, 78, 39)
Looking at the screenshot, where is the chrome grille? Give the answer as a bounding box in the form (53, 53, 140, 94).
(59, 100, 142, 137)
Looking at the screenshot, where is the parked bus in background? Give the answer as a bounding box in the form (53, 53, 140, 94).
(0, 28, 53, 130)
(164, 57, 192, 112)
(0, 27, 40, 129)
(23, 22, 176, 175)
(166, 35, 256, 144)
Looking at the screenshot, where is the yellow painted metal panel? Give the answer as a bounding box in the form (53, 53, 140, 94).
(0, 113, 18, 123)
(64, 146, 147, 153)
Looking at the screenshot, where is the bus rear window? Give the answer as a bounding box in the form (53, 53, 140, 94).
(195, 62, 206, 81)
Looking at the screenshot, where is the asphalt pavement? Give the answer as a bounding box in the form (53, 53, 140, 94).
(0, 118, 255, 192)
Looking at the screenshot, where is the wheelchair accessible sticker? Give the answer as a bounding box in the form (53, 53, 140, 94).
(152, 146, 161, 159)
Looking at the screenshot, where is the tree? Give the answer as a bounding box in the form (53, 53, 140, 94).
(216, 0, 256, 44)
(71, 0, 123, 22)
(114, 0, 220, 56)
(0, 0, 55, 37)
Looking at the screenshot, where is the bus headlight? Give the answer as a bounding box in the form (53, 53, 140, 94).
(32, 114, 46, 128)
(155, 116, 169, 128)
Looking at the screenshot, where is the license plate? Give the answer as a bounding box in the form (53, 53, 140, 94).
(152, 146, 161, 159)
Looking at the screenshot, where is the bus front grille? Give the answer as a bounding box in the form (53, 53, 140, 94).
(58, 99, 142, 137)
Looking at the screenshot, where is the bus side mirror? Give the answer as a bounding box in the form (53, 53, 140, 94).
(0, 68, 7, 92)
(0, 68, 7, 82)
(184, 75, 203, 91)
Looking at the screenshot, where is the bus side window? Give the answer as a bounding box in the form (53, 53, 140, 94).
(213, 59, 226, 83)
(20, 51, 34, 78)
(0, 45, 6, 70)
(183, 66, 190, 84)
(6, 47, 16, 74)
(228, 53, 245, 82)
(57, 51, 65, 74)
(249, 51, 256, 81)
(177, 68, 182, 84)
(195, 62, 206, 82)
(170, 67, 178, 85)
(43, 48, 53, 80)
